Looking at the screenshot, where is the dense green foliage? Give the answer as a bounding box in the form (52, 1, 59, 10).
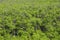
(0, 0, 60, 40)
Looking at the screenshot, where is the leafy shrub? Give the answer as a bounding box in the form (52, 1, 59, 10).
(0, 0, 60, 40)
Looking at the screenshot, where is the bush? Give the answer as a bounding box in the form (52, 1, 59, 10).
(0, 0, 60, 40)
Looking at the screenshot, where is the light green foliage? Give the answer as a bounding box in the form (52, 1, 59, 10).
(0, 0, 60, 40)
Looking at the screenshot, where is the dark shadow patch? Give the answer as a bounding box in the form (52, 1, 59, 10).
(30, 32, 33, 36)
(32, 21, 40, 30)
(4, 25, 10, 30)
(56, 16, 60, 21)
(15, 23, 27, 31)
(40, 25, 47, 32)
(38, 9, 42, 13)
(10, 28, 18, 36)
(47, 6, 52, 10)
(57, 31, 60, 34)
(18, 32, 22, 36)
(13, 19, 17, 23)
(0, 33, 4, 36)
(32, 21, 47, 32)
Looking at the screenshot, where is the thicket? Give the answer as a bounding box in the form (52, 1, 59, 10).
(0, 0, 60, 40)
